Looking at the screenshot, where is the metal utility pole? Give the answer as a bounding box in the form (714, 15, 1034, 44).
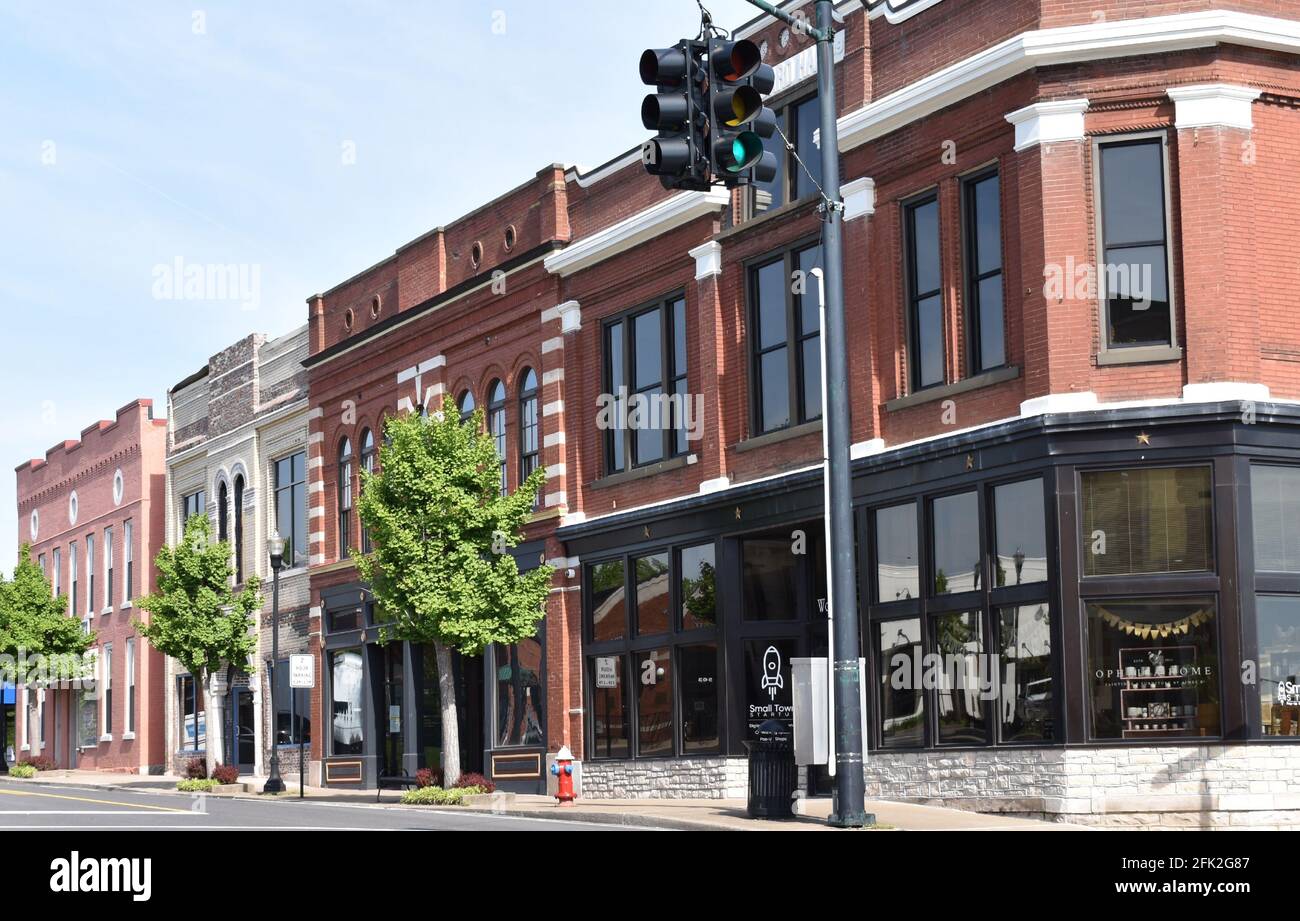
(741, 0, 870, 828)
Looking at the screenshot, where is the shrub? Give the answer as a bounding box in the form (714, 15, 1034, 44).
(452, 772, 496, 794)
(400, 786, 473, 807)
(416, 768, 443, 789)
(28, 755, 56, 772)
(177, 779, 219, 793)
(211, 764, 240, 785)
(184, 757, 208, 780)
(9, 763, 36, 778)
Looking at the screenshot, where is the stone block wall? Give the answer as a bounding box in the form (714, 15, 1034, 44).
(581, 757, 749, 800)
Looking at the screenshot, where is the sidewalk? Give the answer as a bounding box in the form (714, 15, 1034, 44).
(4, 769, 1084, 831)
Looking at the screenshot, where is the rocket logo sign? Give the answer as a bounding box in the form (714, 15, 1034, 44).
(761, 646, 784, 701)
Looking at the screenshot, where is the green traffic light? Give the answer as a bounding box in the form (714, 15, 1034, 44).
(727, 132, 765, 173)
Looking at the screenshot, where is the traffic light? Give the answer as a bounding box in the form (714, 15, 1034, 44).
(640, 41, 711, 192)
(707, 38, 777, 188)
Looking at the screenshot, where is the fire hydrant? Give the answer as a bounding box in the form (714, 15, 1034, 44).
(551, 746, 577, 806)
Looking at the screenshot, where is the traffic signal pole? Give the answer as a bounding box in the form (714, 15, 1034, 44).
(741, 0, 870, 829)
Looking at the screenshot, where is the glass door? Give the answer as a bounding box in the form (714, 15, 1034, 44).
(383, 644, 404, 776)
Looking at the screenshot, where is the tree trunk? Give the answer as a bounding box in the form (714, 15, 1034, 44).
(202, 671, 223, 780)
(433, 641, 461, 787)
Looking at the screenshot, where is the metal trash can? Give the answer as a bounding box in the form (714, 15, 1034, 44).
(745, 719, 797, 819)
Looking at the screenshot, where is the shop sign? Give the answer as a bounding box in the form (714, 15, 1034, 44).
(746, 641, 795, 741)
(595, 657, 619, 689)
(1279, 680, 1300, 707)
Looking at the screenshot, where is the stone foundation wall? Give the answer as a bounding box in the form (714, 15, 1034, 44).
(581, 757, 748, 799)
(863, 744, 1300, 829)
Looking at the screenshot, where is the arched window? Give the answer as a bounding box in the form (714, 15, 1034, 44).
(233, 475, 245, 584)
(218, 481, 229, 544)
(360, 429, 376, 554)
(488, 380, 507, 494)
(458, 390, 476, 423)
(338, 438, 353, 557)
(519, 368, 540, 488)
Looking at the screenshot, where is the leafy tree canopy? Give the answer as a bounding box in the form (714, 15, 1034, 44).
(0, 545, 93, 661)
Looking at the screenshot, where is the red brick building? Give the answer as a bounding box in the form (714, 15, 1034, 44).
(13, 400, 168, 773)
(301, 0, 1300, 826)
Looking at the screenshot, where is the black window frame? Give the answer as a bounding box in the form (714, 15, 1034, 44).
(271, 657, 312, 747)
(601, 292, 689, 475)
(359, 429, 376, 554)
(1093, 131, 1179, 358)
(583, 541, 723, 761)
(338, 437, 353, 557)
(274, 452, 307, 570)
(747, 237, 824, 437)
(518, 368, 540, 488)
(961, 165, 1007, 376)
(232, 476, 245, 584)
(182, 490, 206, 532)
(903, 190, 946, 393)
(750, 92, 823, 214)
(488, 380, 507, 493)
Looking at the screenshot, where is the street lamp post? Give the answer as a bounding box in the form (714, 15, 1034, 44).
(262, 531, 286, 795)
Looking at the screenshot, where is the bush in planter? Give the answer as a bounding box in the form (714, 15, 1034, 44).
(9, 763, 36, 778)
(28, 755, 56, 772)
(416, 768, 443, 789)
(400, 786, 475, 806)
(184, 757, 207, 780)
(211, 764, 240, 786)
(452, 772, 496, 794)
(177, 779, 219, 793)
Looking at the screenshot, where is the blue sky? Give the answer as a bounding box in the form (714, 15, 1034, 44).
(0, 0, 765, 569)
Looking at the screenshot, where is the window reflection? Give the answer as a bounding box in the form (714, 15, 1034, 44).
(497, 639, 544, 748)
(875, 504, 919, 602)
(998, 604, 1053, 742)
(932, 492, 980, 594)
(878, 619, 924, 749)
(993, 479, 1047, 587)
(331, 649, 364, 755)
(933, 611, 988, 745)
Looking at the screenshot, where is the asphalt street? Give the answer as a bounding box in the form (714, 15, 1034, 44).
(0, 780, 643, 831)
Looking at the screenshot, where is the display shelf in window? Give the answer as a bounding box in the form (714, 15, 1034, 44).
(1118, 645, 1204, 738)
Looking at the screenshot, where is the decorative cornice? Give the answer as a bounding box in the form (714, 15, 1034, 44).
(843, 177, 876, 221)
(1006, 99, 1090, 152)
(543, 189, 730, 278)
(1167, 83, 1262, 130)
(689, 241, 723, 280)
(837, 10, 1300, 152)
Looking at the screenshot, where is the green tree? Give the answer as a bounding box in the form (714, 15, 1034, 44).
(355, 398, 551, 785)
(136, 515, 260, 778)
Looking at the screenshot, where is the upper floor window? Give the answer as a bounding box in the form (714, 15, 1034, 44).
(1096, 134, 1175, 352)
(218, 481, 229, 544)
(458, 390, 476, 423)
(85, 533, 95, 615)
(1081, 466, 1213, 577)
(519, 369, 540, 487)
(904, 193, 945, 391)
(182, 490, 206, 532)
(750, 242, 823, 435)
(338, 438, 354, 556)
(962, 168, 1006, 374)
(602, 295, 688, 474)
(752, 95, 823, 213)
(232, 476, 245, 583)
(52, 547, 62, 599)
(123, 520, 134, 603)
(103, 526, 114, 611)
(360, 429, 376, 554)
(275, 452, 307, 569)
(488, 381, 507, 493)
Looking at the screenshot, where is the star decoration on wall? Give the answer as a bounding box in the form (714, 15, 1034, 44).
(1137, 433, 1152, 446)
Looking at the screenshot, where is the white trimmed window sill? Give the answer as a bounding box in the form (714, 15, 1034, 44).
(122, 732, 136, 741)
(99, 734, 112, 743)
(20, 744, 30, 752)
(102, 607, 113, 616)
(121, 602, 133, 610)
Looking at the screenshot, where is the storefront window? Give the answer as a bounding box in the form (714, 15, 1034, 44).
(998, 604, 1053, 742)
(1253, 465, 1300, 572)
(633, 554, 671, 637)
(1081, 467, 1213, 576)
(679, 544, 717, 631)
(875, 503, 919, 602)
(743, 539, 798, 621)
(1085, 597, 1220, 740)
(679, 644, 719, 752)
(589, 560, 627, 643)
(933, 611, 988, 745)
(496, 638, 544, 748)
(877, 618, 924, 749)
(331, 649, 364, 755)
(636, 649, 673, 757)
(273, 661, 311, 745)
(1257, 596, 1300, 736)
(179, 675, 205, 751)
(744, 639, 795, 742)
(78, 688, 98, 748)
(329, 603, 363, 634)
(932, 492, 980, 595)
(993, 479, 1047, 587)
(590, 655, 629, 759)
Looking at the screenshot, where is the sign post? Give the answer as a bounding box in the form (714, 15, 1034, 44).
(289, 654, 315, 800)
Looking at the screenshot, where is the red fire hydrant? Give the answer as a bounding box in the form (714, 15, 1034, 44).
(551, 746, 577, 806)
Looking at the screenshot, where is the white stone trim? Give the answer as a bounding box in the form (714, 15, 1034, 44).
(541, 337, 564, 355)
(1020, 392, 1100, 417)
(838, 10, 1300, 151)
(843, 177, 876, 221)
(308, 432, 324, 445)
(850, 438, 886, 459)
(689, 241, 723, 280)
(542, 368, 565, 386)
(1183, 382, 1271, 403)
(545, 464, 567, 479)
(542, 400, 565, 417)
(309, 531, 325, 545)
(544, 190, 730, 277)
(309, 554, 325, 567)
(1006, 99, 1089, 151)
(544, 491, 568, 508)
(559, 301, 582, 334)
(309, 482, 324, 494)
(418, 355, 446, 375)
(309, 507, 325, 520)
(1167, 83, 1261, 130)
(307, 407, 324, 421)
(307, 457, 323, 470)
(700, 476, 731, 495)
(544, 432, 566, 449)
(397, 397, 415, 414)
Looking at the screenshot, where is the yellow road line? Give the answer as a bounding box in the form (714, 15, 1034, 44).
(0, 787, 190, 814)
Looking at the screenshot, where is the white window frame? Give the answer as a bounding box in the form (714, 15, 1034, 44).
(125, 638, 136, 737)
(1092, 129, 1183, 366)
(100, 642, 112, 742)
(123, 519, 134, 607)
(103, 526, 114, 614)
